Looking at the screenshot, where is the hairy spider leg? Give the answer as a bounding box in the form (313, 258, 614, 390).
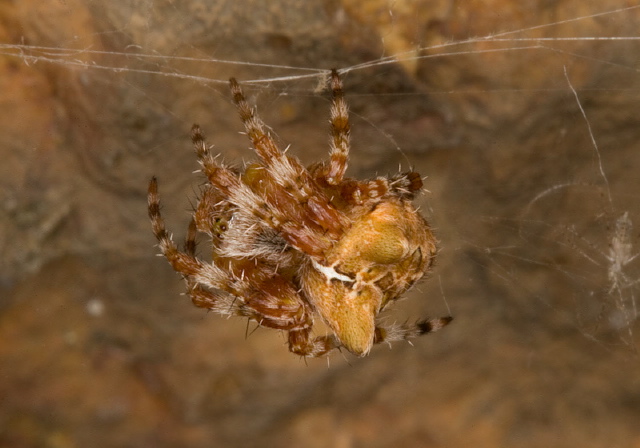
(288, 328, 341, 357)
(191, 125, 286, 231)
(191, 124, 332, 258)
(374, 317, 453, 345)
(338, 171, 424, 205)
(325, 68, 351, 185)
(181, 220, 346, 357)
(183, 215, 198, 255)
(150, 177, 313, 332)
(148, 177, 220, 279)
(322, 71, 423, 205)
(226, 80, 348, 256)
(227, 77, 344, 223)
(180, 217, 235, 313)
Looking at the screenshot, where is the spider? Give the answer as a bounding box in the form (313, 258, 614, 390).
(148, 69, 452, 357)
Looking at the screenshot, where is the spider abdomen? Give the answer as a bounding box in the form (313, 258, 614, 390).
(302, 199, 437, 355)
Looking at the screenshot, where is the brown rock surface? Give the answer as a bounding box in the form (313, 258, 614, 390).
(1, 1, 640, 447)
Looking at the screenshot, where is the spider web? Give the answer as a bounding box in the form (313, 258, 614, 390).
(2, 0, 640, 354)
(477, 67, 640, 351)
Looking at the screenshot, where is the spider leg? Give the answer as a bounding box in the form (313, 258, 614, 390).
(152, 178, 320, 333)
(191, 125, 290, 235)
(374, 316, 453, 346)
(229, 80, 341, 235)
(226, 80, 347, 257)
(325, 68, 350, 185)
(149, 177, 254, 295)
(181, 217, 237, 313)
(186, 279, 343, 358)
(192, 125, 321, 260)
(183, 216, 198, 255)
(227, 78, 327, 202)
(340, 171, 424, 205)
(228, 78, 280, 161)
(191, 125, 244, 197)
(191, 123, 309, 249)
(148, 177, 216, 278)
(387, 171, 424, 198)
(288, 328, 341, 357)
(186, 270, 317, 332)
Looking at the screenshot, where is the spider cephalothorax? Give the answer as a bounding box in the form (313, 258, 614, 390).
(148, 69, 452, 357)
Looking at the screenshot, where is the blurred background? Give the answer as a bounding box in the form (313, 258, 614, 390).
(1, 1, 640, 446)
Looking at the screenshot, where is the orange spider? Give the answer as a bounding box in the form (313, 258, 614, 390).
(148, 69, 452, 357)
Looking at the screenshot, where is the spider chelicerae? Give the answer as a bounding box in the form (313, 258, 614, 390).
(148, 69, 452, 357)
